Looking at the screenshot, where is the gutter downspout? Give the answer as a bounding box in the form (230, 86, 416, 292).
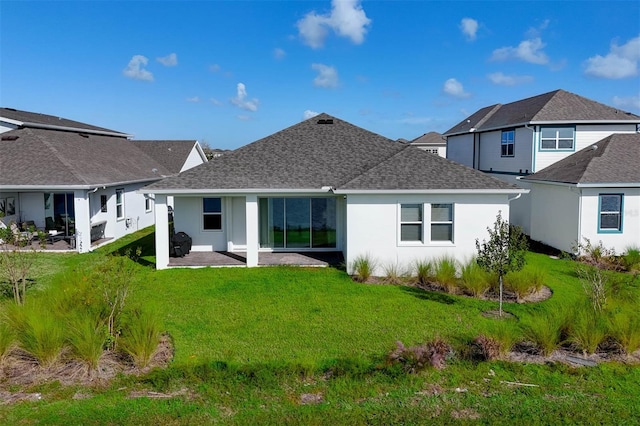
(524, 124, 535, 173)
(576, 188, 583, 254)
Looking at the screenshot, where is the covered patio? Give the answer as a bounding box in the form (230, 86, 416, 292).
(168, 251, 344, 268)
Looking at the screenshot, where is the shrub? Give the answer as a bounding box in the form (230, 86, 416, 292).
(472, 334, 501, 361)
(120, 309, 162, 369)
(459, 260, 490, 297)
(486, 320, 520, 356)
(413, 259, 433, 286)
(504, 268, 545, 302)
(573, 237, 620, 270)
(67, 312, 107, 372)
(523, 309, 565, 356)
(433, 257, 458, 293)
(608, 308, 640, 355)
(566, 305, 607, 355)
(621, 246, 640, 272)
(382, 262, 405, 285)
(350, 254, 377, 283)
(576, 265, 609, 314)
(387, 338, 452, 373)
(7, 302, 66, 367)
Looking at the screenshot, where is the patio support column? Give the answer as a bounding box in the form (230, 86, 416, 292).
(245, 194, 258, 267)
(155, 194, 170, 270)
(73, 190, 91, 253)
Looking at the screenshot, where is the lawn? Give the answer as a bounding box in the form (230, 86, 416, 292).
(1, 227, 639, 424)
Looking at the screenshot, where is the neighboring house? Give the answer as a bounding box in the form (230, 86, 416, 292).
(521, 133, 640, 254)
(132, 140, 207, 174)
(0, 108, 206, 252)
(408, 132, 446, 157)
(143, 114, 526, 272)
(443, 89, 640, 233)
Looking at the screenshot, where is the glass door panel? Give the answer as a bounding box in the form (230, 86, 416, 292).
(285, 198, 310, 248)
(311, 198, 337, 248)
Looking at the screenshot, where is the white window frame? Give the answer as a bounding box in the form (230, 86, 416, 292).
(540, 126, 575, 150)
(501, 130, 515, 157)
(399, 204, 423, 243)
(398, 203, 455, 245)
(145, 197, 152, 213)
(115, 188, 125, 220)
(203, 197, 223, 231)
(598, 194, 623, 233)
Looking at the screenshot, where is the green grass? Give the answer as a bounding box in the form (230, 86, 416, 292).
(0, 228, 639, 424)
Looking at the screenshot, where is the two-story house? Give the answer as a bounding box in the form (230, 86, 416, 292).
(443, 90, 640, 237)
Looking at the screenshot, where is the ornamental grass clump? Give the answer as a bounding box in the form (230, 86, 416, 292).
(350, 254, 377, 283)
(0, 321, 15, 365)
(621, 246, 640, 272)
(523, 309, 565, 356)
(382, 262, 405, 285)
(566, 304, 607, 355)
(413, 259, 433, 286)
(608, 307, 640, 355)
(459, 259, 490, 297)
(120, 309, 162, 369)
(434, 256, 459, 294)
(67, 312, 107, 373)
(387, 338, 451, 373)
(504, 268, 545, 303)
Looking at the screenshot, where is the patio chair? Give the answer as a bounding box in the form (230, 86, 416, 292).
(9, 222, 35, 244)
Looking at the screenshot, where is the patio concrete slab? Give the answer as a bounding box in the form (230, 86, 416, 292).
(168, 251, 343, 268)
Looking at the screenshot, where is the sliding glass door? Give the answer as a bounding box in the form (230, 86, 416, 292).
(259, 197, 336, 249)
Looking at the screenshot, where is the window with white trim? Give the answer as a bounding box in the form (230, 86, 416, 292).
(115, 189, 124, 220)
(431, 204, 453, 242)
(145, 198, 152, 212)
(400, 204, 423, 242)
(599, 194, 622, 232)
(203, 197, 222, 231)
(540, 127, 574, 150)
(501, 130, 514, 157)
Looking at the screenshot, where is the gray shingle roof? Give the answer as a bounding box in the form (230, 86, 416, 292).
(444, 90, 640, 136)
(522, 133, 640, 184)
(0, 128, 172, 187)
(145, 113, 521, 192)
(132, 140, 199, 174)
(409, 131, 445, 146)
(0, 107, 127, 135)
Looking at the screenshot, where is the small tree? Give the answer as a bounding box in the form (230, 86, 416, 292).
(0, 223, 46, 305)
(475, 211, 528, 316)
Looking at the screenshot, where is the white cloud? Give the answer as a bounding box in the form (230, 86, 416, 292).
(157, 53, 178, 67)
(612, 94, 640, 110)
(237, 114, 251, 121)
(312, 63, 339, 88)
(487, 72, 534, 86)
(210, 98, 222, 106)
(491, 37, 549, 65)
(443, 78, 470, 98)
(304, 110, 320, 119)
(273, 48, 286, 60)
(460, 18, 478, 41)
(230, 83, 259, 111)
(123, 55, 153, 81)
(186, 96, 200, 103)
(297, 0, 371, 48)
(584, 36, 640, 79)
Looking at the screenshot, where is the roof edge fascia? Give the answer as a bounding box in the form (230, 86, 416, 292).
(0, 177, 164, 192)
(522, 179, 640, 188)
(0, 117, 24, 126)
(445, 119, 640, 137)
(139, 188, 335, 195)
(333, 189, 529, 195)
(21, 122, 132, 138)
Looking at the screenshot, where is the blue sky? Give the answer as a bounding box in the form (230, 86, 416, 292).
(1, 1, 639, 149)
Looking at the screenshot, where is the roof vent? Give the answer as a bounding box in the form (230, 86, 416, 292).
(591, 144, 598, 150)
(78, 133, 89, 138)
(1, 135, 19, 141)
(5, 108, 17, 112)
(317, 119, 333, 124)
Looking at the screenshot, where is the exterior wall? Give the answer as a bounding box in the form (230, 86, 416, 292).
(477, 127, 534, 174)
(345, 193, 510, 276)
(228, 196, 247, 250)
(18, 193, 45, 228)
(173, 196, 228, 251)
(413, 145, 447, 158)
(446, 134, 474, 167)
(579, 187, 640, 254)
(528, 182, 580, 253)
(533, 124, 638, 172)
(99, 182, 155, 242)
(180, 144, 207, 172)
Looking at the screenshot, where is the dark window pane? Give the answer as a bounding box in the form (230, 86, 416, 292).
(600, 213, 620, 230)
(312, 198, 337, 248)
(203, 198, 221, 213)
(431, 224, 453, 241)
(541, 128, 556, 138)
(401, 224, 422, 241)
(401, 204, 422, 222)
(558, 128, 573, 139)
(431, 204, 452, 221)
(101, 195, 107, 212)
(558, 139, 573, 149)
(541, 139, 556, 149)
(203, 214, 222, 230)
(601, 195, 621, 212)
(286, 198, 310, 248)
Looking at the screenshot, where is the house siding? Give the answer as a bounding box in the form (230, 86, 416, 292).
(446, 134, 474, 167)
(180, 145, 206, 172)
(477, 127, 534, 174)
(534, 124, 638, 172)
(174, 196, 228, 251)
(529, 182, 580, 253)
(345, 193, 510, 276)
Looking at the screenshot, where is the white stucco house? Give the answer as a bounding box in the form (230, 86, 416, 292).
(443, 89, 640, 234)
(143, 114, 527, 273)
(0, 108, 207, 252)
(408, 132, 446, 157)
(521, 133, 639, 254)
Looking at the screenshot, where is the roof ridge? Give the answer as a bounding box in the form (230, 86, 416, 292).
(474, 104, 502, 129)
(28, 128, 90, 185)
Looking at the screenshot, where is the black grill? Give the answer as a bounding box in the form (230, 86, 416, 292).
(171, 231, 192, 257)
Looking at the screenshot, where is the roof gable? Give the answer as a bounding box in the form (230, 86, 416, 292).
(132, 140, 200, 174)
(523, 133, 640, 184)
(409, 132, 445, 146)
(444, 90, 640, 136)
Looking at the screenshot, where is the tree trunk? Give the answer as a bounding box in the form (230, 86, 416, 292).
(499, 274, 503, 317)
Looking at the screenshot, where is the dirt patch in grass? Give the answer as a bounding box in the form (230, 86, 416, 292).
(0, 333, 174, 392)
(505, 345, 640, 366)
